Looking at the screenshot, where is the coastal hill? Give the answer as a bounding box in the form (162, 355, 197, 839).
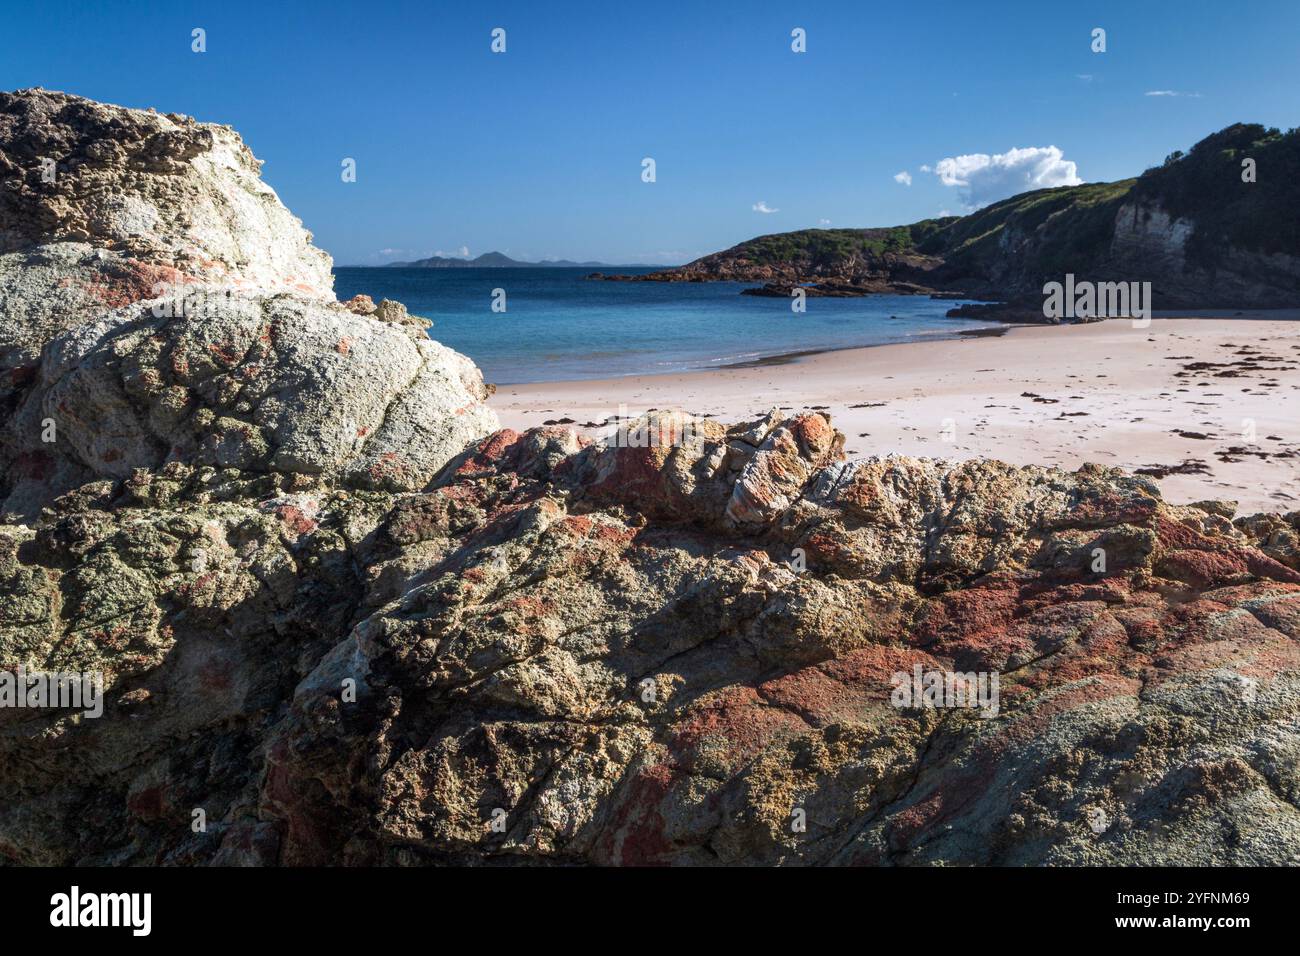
(388, 250, 656, 268)
(5, 91, 1300, 867)
(605, 123, 1300, 309)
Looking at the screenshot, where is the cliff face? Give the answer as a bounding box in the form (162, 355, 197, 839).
(3, 93, 1300, 867)
(943, 180, 1300, 309)
(1109, 200, 1300, 308)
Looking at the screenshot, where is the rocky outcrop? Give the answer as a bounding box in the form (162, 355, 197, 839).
(597, 230, 947, 297)
(4, 408, 1300, 865)
(260, 431, 1300, 865)
(0, 90, 496, 518)
(740, 279, 939, 298)
(0, 89, 333, 288)
(0, 89, 333, 392)
(2, 93, 1299, 867)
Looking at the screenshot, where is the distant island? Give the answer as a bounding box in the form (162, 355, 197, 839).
(377, 251, 663, 269)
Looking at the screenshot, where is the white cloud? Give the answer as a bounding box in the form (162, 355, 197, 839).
(893, 170, 913, 187)
(752, 201, 779, 214)
(1145, 89, 1202, 98)
(818, 218, 831, 226)
(1076, 73, 1094, 83)
(919, 164, 932, 173)
(928, 145, 1082, 210)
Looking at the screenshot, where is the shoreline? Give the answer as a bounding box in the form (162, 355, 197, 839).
(685, 309, 1300, 372)
(714, 325, 1010, 370)
(487, 308, 1300, 384)
(490, 316, 1300, 514)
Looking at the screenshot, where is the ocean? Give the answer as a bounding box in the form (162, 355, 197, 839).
(332, 267, 997, 385)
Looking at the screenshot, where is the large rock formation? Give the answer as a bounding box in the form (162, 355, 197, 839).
(2, 93, 1298, 866)
(0, 89, 333, 391)
(0, 90, 496, 518)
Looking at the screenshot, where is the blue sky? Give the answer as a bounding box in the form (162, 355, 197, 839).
(2, 0, 1297, 265)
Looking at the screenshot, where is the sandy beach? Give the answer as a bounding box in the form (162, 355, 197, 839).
(492, 317, 1300, 514)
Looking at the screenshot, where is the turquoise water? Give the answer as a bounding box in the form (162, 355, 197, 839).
(332, 267, 997, 384)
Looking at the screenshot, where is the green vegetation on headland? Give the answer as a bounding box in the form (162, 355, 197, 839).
(924, 180, 1134, 272)
(1131, 122, 1300, 266)
(630, 123, 1300, 308)
(742, 221, 957, 267)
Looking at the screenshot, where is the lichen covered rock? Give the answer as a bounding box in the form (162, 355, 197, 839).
(0, 89, 497, 517)
(1, 292, 494, 512)
(0, 88, 333, 290)
(4, 411, 1300, 866)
